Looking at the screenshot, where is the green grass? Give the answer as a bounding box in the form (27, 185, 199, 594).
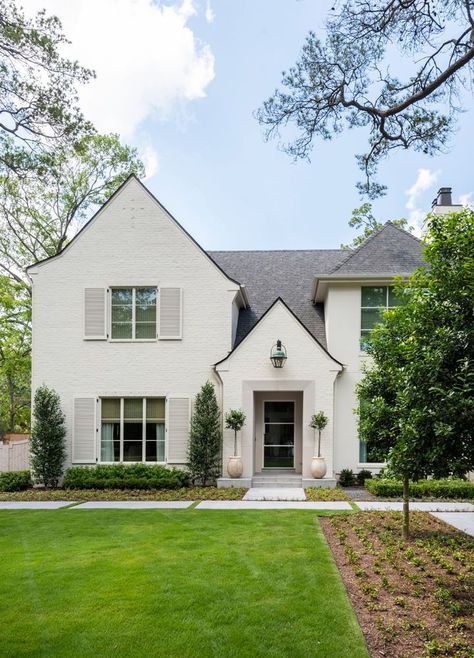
(0, 510, 368, 658)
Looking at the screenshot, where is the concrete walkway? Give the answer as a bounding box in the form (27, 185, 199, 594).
(71, 501, 193, 509)
(356, 501, 474, 512)
(243, 487, 306, 501)
(195, 501, 352, 510)
(0, 501, 74, 509)
(431, 512, 474, 538)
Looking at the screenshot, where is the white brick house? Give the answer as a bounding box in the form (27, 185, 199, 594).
(28, 175, 445, 487)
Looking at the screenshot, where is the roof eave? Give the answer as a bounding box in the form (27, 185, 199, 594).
(313, 272, 415, 301)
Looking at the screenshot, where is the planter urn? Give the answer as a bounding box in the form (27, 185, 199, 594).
(310, 456, 327, 479)
(227, 456, 243, 478)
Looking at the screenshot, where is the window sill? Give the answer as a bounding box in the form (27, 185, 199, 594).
(358, 462, 386, 468)
(109, 339, 157, 343)
(98, 461, 168, 465)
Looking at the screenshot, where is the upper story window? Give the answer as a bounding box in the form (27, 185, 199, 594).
(360, 286, 402, 350)
(111, 287, 157, 340)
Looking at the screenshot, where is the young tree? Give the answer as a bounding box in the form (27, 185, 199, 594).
(257, 1, 474, 197)
(224, 409, 246, 456)
(0, 0, 93, 172)
(310, 411, 329, 458)
(188, 382, 222, 486)
(357, 208, 474, 538)
(30, 385, 66, 488)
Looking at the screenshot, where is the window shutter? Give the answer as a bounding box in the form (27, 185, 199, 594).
(167, 398, 190, 463)
(84, 288, 107, 339)
(72, 398, 96, 463)
(159, 288, 182, 339)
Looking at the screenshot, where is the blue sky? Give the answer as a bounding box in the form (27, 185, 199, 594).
(24, 0, 474, 250)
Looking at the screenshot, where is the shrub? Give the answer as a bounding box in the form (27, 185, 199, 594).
(0, 470, 32, 492)
(357, 469, 373, 485)
(63, 464, 189, 490)
(30, 385, 66, 488)
(338, 468, 356, 487)
(366, 478, 474, 499)
(188, 381, 221, 485)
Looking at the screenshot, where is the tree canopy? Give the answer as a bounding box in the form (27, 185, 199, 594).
(0, 0, 93, 172)
(257, 1, 474, 197)
(358, 208, 474, 479)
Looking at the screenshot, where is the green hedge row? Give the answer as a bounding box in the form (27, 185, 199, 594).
(0, 470, 32, 492)
(63, 464, 189, 490)
(366, 478, 474, 499)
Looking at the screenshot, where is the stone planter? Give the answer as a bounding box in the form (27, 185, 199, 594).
(310, 456, 327, 479)
(227, 456, 243, 478)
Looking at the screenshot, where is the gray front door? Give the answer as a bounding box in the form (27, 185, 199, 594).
(263, 401, 295, 468)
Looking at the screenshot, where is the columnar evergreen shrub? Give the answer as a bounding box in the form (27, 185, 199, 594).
(188, 381, 222, 486)
(30, 385, 66, 488)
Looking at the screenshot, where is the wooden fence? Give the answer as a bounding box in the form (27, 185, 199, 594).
(0, 440, 29, 472)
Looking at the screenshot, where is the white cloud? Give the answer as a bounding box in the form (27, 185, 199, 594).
(139, 145, 160, 180)
(21, 0, 215, 140)
(459, 192, 473, 207)
(405, 168, 440, 232)
(205, 0, 215, 22)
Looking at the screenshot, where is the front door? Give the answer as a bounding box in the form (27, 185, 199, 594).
(263, 401, 295, 468)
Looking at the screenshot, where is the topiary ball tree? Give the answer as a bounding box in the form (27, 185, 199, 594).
(30, 384, 66, 488)
(224, 409, 246, 456)
(310, 411, 329, 458)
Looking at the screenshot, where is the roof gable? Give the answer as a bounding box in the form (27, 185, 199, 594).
(329, 222, 424, 276)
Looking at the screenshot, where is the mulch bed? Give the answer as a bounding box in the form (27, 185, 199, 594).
(320, 512, 474, 658)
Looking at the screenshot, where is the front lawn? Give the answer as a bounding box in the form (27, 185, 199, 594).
(0, 510, 368, 658)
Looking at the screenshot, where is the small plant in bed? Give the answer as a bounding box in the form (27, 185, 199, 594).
(0, 470, 32, 492)
(305, 487, 351, 501)
(63, 464, 189, 490)
(0, 486, 248, 501)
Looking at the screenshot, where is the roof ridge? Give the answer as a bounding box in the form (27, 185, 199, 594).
(329, 222, 389, 274)
(208, 248, 344, 254)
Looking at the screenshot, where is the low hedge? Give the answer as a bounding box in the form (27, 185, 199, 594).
(366, 478, 474, 499)
(63, 464, 189, 490)
(0, 470, 32, 492)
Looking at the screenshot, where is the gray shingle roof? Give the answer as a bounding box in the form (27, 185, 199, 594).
(210, 223, 424, 349)
(329, 222, 424, 275)
(209, 249, 345, 347)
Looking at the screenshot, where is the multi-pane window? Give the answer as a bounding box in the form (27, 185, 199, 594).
(360, 286, 402, 349)
(101, 397, 165, 462)
(111, 287, 157, 340)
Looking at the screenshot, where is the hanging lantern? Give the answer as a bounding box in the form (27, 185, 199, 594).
(270, 340, 287, 368)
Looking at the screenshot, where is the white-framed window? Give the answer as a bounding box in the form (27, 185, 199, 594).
(110, 287, 157, 340)
(100, 397, 166, 462)
(360, 285, 402, 350)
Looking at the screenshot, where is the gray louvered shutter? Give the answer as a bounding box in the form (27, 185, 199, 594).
(72, 398, 96, 463)
(167, 398, 190, 463)
(84, 288, 107, 339)
(159, 288, 182, 339)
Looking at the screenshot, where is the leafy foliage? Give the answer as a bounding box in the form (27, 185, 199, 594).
(30, 385, 66, 488)
(358, 208, 474, 481)
(366, 478, 474, 499)
(188, 382, 222, 486)
(63, 464, 189, 490)
(341, 203, 411, 249)
(356, 469, 373, 485)
(0, 276, 30, 430)
(257, 1, 474, 197)
(224, 408, 246, 456)
(310, 410, 329, 457)
(0, 470, 31, 492)
(0, 0, 93, 171)
(338, 468, 356, 486)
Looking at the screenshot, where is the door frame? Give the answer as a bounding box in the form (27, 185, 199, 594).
(261, 399, 295, 469)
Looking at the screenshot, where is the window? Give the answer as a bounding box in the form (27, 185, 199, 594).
(101, 397, 165, 462)
(360, 286, 402, 349)
(111, 287, 157, 340)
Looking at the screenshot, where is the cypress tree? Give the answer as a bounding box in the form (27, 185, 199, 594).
(188, 381, 221, 486)
(30, 385, 66, 488)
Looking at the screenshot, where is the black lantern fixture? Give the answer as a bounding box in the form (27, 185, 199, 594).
(270, 340, 287, 368)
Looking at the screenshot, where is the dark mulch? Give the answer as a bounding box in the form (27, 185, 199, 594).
(320, 512, 474, 658)
(343, 486, 376, 501)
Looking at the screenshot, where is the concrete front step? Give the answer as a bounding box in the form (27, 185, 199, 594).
(251, 478, 302, 488)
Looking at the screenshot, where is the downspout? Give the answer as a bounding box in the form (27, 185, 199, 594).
(212, 365, 225, 477)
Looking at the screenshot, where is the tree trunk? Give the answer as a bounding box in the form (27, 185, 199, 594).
(234, 430, 237, 456)
(402, 475, 410, 540)
(317, 430, 321, 458)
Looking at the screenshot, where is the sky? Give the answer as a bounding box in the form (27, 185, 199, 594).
(22, 0, 474, 250)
